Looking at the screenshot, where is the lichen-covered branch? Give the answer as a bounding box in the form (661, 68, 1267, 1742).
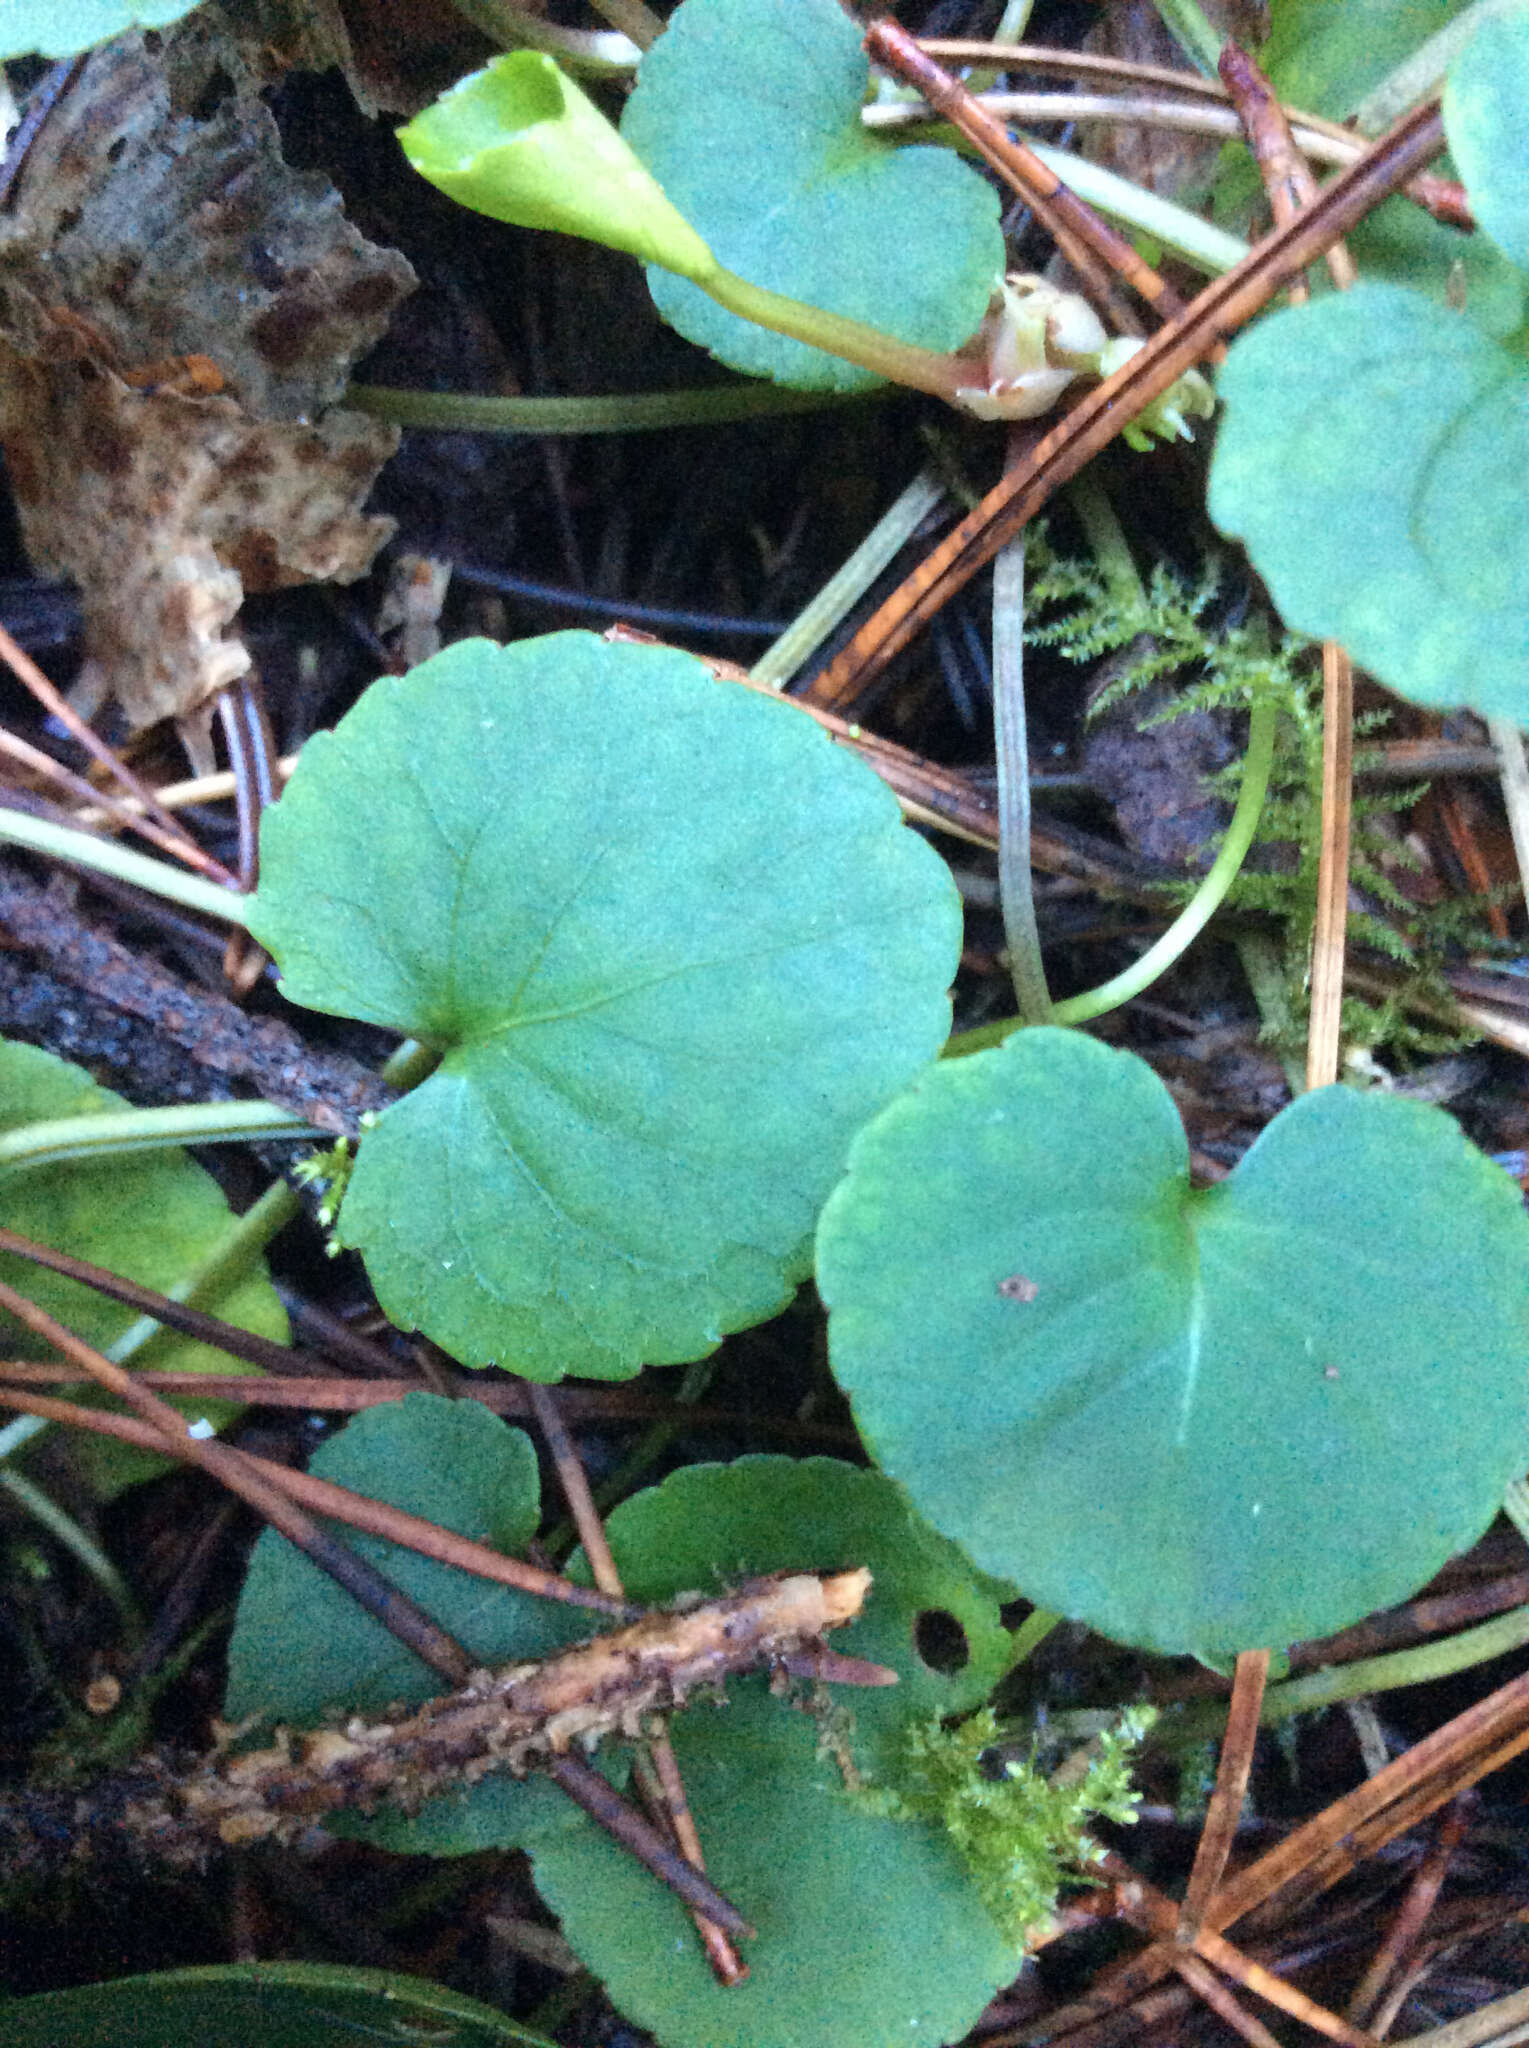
(10, 1571, 875, 1878)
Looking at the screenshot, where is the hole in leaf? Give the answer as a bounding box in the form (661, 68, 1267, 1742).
(912, 1608, 969, 1673)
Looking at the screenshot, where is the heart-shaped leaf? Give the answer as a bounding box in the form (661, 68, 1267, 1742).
(1208, 281, 1529, 721)
(1444, 4, 1529, 271)
(226, 1393, 584, 1851)
(817, 1029, 1529, 1662)
(0, 1039, 284, 1494)
(530, 1456, 1021, 2048)
(248, 633, 960, 1380)
(620, 0, 1003, 390)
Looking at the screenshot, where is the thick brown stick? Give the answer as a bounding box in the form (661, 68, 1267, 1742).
(143, 1571, 874, 1854)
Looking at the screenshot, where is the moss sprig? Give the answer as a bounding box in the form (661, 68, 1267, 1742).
(857, 1706, 1153, 1948)
(1022, 535, 1502, 1063)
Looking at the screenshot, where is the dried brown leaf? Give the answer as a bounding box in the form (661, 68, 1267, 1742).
(0, 24, 415, 731)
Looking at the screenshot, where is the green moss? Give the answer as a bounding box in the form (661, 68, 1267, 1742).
(1023, 536, 1503, 1064)
(857, 1706, 1153, 1947)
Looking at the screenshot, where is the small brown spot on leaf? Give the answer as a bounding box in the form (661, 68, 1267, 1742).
(998, 1274, 1039, 1303)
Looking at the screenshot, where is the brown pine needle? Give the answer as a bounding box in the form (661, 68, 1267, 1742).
(0, 621, 237, 886)
(1178, 1648, 1270, 1942)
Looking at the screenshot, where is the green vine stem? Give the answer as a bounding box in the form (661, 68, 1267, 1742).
(346, 381, 870, 436)
(0, 1464, 143, 1630)
(103, 1174, 300, 1369)
(1003, 1604, 1061, 1675)
(1065, 473, 1147, 615)
(0, 1174, 303, 1466)
(947, 693, 1279, 1054)
(100, 1034, 437, 1372)
(0, 1100, 318, 1178)
(0, 806, 248, 927)
(1160, 1594, 1529, 1746)
(1148, 0, 1227, 77)
(750, 470, 947, 689)
(0, 1026, 445, 1475)
(701, 266, 980, 402)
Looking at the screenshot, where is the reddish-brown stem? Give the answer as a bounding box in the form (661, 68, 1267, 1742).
(915, 39, 1470, 226)
(1308, 641, 1355, 1089)
(0, 1302, 761, 1937)
(525, 1378, 747, 1983)
(1169, 1947, 1283, 2048)
(865, 17, 1185, 328)
(0, 1276, 479, 1684)
(0, 726, 215, 873)
(0, 1382, 633, 1616)
(1219, 42, 1356, 292)
(0, 1223, 323, 1377)
(543, 1752, 756, 1940)
(0, 1358, 861, 1448)
(805, 97, 1446, 711)
(1345, 1799, 1469, 2025)
(1218, 40, 1355, 1092)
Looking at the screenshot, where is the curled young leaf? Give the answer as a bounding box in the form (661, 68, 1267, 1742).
(399, 52, 716, 284)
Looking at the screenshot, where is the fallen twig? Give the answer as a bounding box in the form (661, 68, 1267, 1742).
(45, 1571, 875, 1870)
(0, 856, 393, 1133)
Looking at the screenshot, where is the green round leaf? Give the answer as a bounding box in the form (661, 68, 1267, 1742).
(1444, 6, 1529, 272)
(248, 632, 960, 1380)
(1257, 0, 1471, 120)
(225, 1392, 582, 1853)
(0, 1040, 285, 1494)
(817, 1029, 1529, 1662)
(226, 1393, 567, 1726)
(1208, 281, 1529, 720)
(1211, 4, 1524, 340)
(0, 0, 195, 59)
(620, 0, 1003, 390)
(581, 1455, 1016, 1751)
(398, 53, 717, 283)
(531, 1456, 1019, 2048)
(1, 1962, 552, 2048)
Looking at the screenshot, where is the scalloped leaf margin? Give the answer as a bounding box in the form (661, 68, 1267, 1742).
(248, 632, 961, 1379)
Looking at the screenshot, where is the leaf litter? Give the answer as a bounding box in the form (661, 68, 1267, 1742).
(0, 14, 414, 748)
